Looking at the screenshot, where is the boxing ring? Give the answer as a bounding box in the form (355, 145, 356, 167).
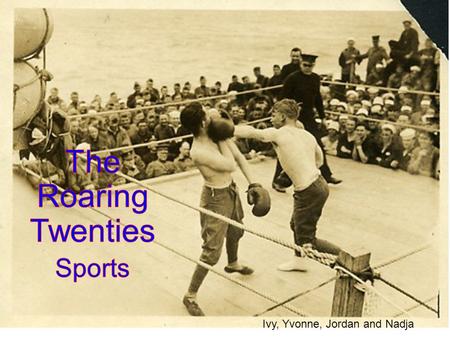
(13, 155, 439, 317)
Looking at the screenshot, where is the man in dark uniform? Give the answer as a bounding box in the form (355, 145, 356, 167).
(280, 47, 302, 81)
(389, 20, 419, 70)
(357, 35, 389, 80)
(273, 54, 341, 190)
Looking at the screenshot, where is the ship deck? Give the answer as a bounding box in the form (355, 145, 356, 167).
(12, 156, 441, 319)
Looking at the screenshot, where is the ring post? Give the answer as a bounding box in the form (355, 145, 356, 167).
(331, 248, 371, 317)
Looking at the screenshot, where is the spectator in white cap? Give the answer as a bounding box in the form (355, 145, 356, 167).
(337, 117, 357, 159)
(329, 98, 340, 112)
(321, 121, 340, 156)
(338, 114, 348, 134)
(361, 99, 372, 110)
(367, 86, 379, 100)
(399, 128, 417, 170)
(371, 104, 384, 119)
(410, 99, 431, 125)
(339, 38, 361, 82)
(337, 102, 348, 114)
(401, 65, 423, 90)
(366, 63, 385, 86)
(352, 122, 380, 164)
(407, 131, 439, 178)
(376, 124, 402, 169)
(355, 108, 369, 123)
(373, 96, 384, 106)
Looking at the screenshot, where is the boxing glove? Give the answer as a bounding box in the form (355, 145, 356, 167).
(247, 183, 271, 217)
(207, 117, 235, 142)
(274, 171, 292, 189)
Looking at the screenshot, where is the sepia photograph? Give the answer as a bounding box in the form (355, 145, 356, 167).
(1, 0, 447, 329)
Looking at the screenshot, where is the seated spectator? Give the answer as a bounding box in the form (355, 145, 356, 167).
(131, 121, 153, 160)
(337, 118, 357, 158)
(169, 110, 181, 134)
(366, 86, 379, 100)
(105, 114, 132, 156)
(69, 119, 82, 146)
(366, 63, 385, 86)
(338, 114, 348, 134)
(174, 142, 195, 172)
(154, 113, 176, 140)
(397, 114, 411, 129)
(355, 108, 369, 123)
(321, 121, 340, 156)
(387, 64, 405, 89)
(84, 125, 108, 152)
(146, 110, 158, 133)
(352, 123, 380, 164)
(246, 84, 272, 114)
(398, 128, 417, 171)
(120, 151, 146, 180)
(119, 111, 137, 139)
(68, 143, 98, 192)
(376, 124, 402, 169)
(411, 99, 431, 125)
(402, 66, 423, 90)
(145, 145, 177, 178)
(23, 158, 66, 189)
(181, 85, 196, 100)
(407, 131, 439, 177)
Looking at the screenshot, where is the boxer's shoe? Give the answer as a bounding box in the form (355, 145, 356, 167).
(277, 256, 310, 272)
(183, 296, 205, 316)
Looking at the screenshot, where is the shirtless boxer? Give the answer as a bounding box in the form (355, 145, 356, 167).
(234, 99, 341, 272)
(180, 102, 270, 316)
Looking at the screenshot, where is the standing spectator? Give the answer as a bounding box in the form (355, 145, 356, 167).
(47, 87, 65, 110)
(376, 124, 402, 169)
(174, 141, 195, 172)
(67, 91, 80, 112)
(127, 82, 141, 108)
(352, 123, 380, 164)
(419, 38, 439, 91)
(338, 38, 360, 83)
(172, 83, 182, 100)
(253, 66, 269, 87)
(181, 85, 196, 100)
(280, 47, 302, 81)
(321, 121, 340, 156)
(358, 35, 389, 80)
(145, 145, 177, 178)
(194, 76, 211, 98)
(399, 128, 417, 171)
(337, 118, 356, 159)
(267, 64, 283, 99)
(407, 131, 439, 177)
(145, 78, 160, 102)
(227, 75, 244, 92)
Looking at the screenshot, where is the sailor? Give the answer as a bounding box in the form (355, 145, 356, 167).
(357, 35, 389, 79)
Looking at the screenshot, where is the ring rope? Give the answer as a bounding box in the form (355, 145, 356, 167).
(376, 275, 439, 314)
(16, 163, 431, 317)
(90, 116, 271, 155)
(17, 164, 309, 316)
(325, 110, 440, 133)
(111, 167, 338, 267)
(321, 79, 440, 97)
(253, 276, 337, 317)
(334, 266, 410, 316)
(372, 242, 432, 270)
(392, 295, 438, 318)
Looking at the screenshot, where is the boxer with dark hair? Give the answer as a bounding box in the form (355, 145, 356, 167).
(179, 102, 270, 316)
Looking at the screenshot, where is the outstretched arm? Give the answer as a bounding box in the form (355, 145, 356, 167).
(234, 125, 278, 143)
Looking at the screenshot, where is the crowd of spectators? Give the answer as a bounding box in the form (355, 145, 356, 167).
(22, 27, 440, 191)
